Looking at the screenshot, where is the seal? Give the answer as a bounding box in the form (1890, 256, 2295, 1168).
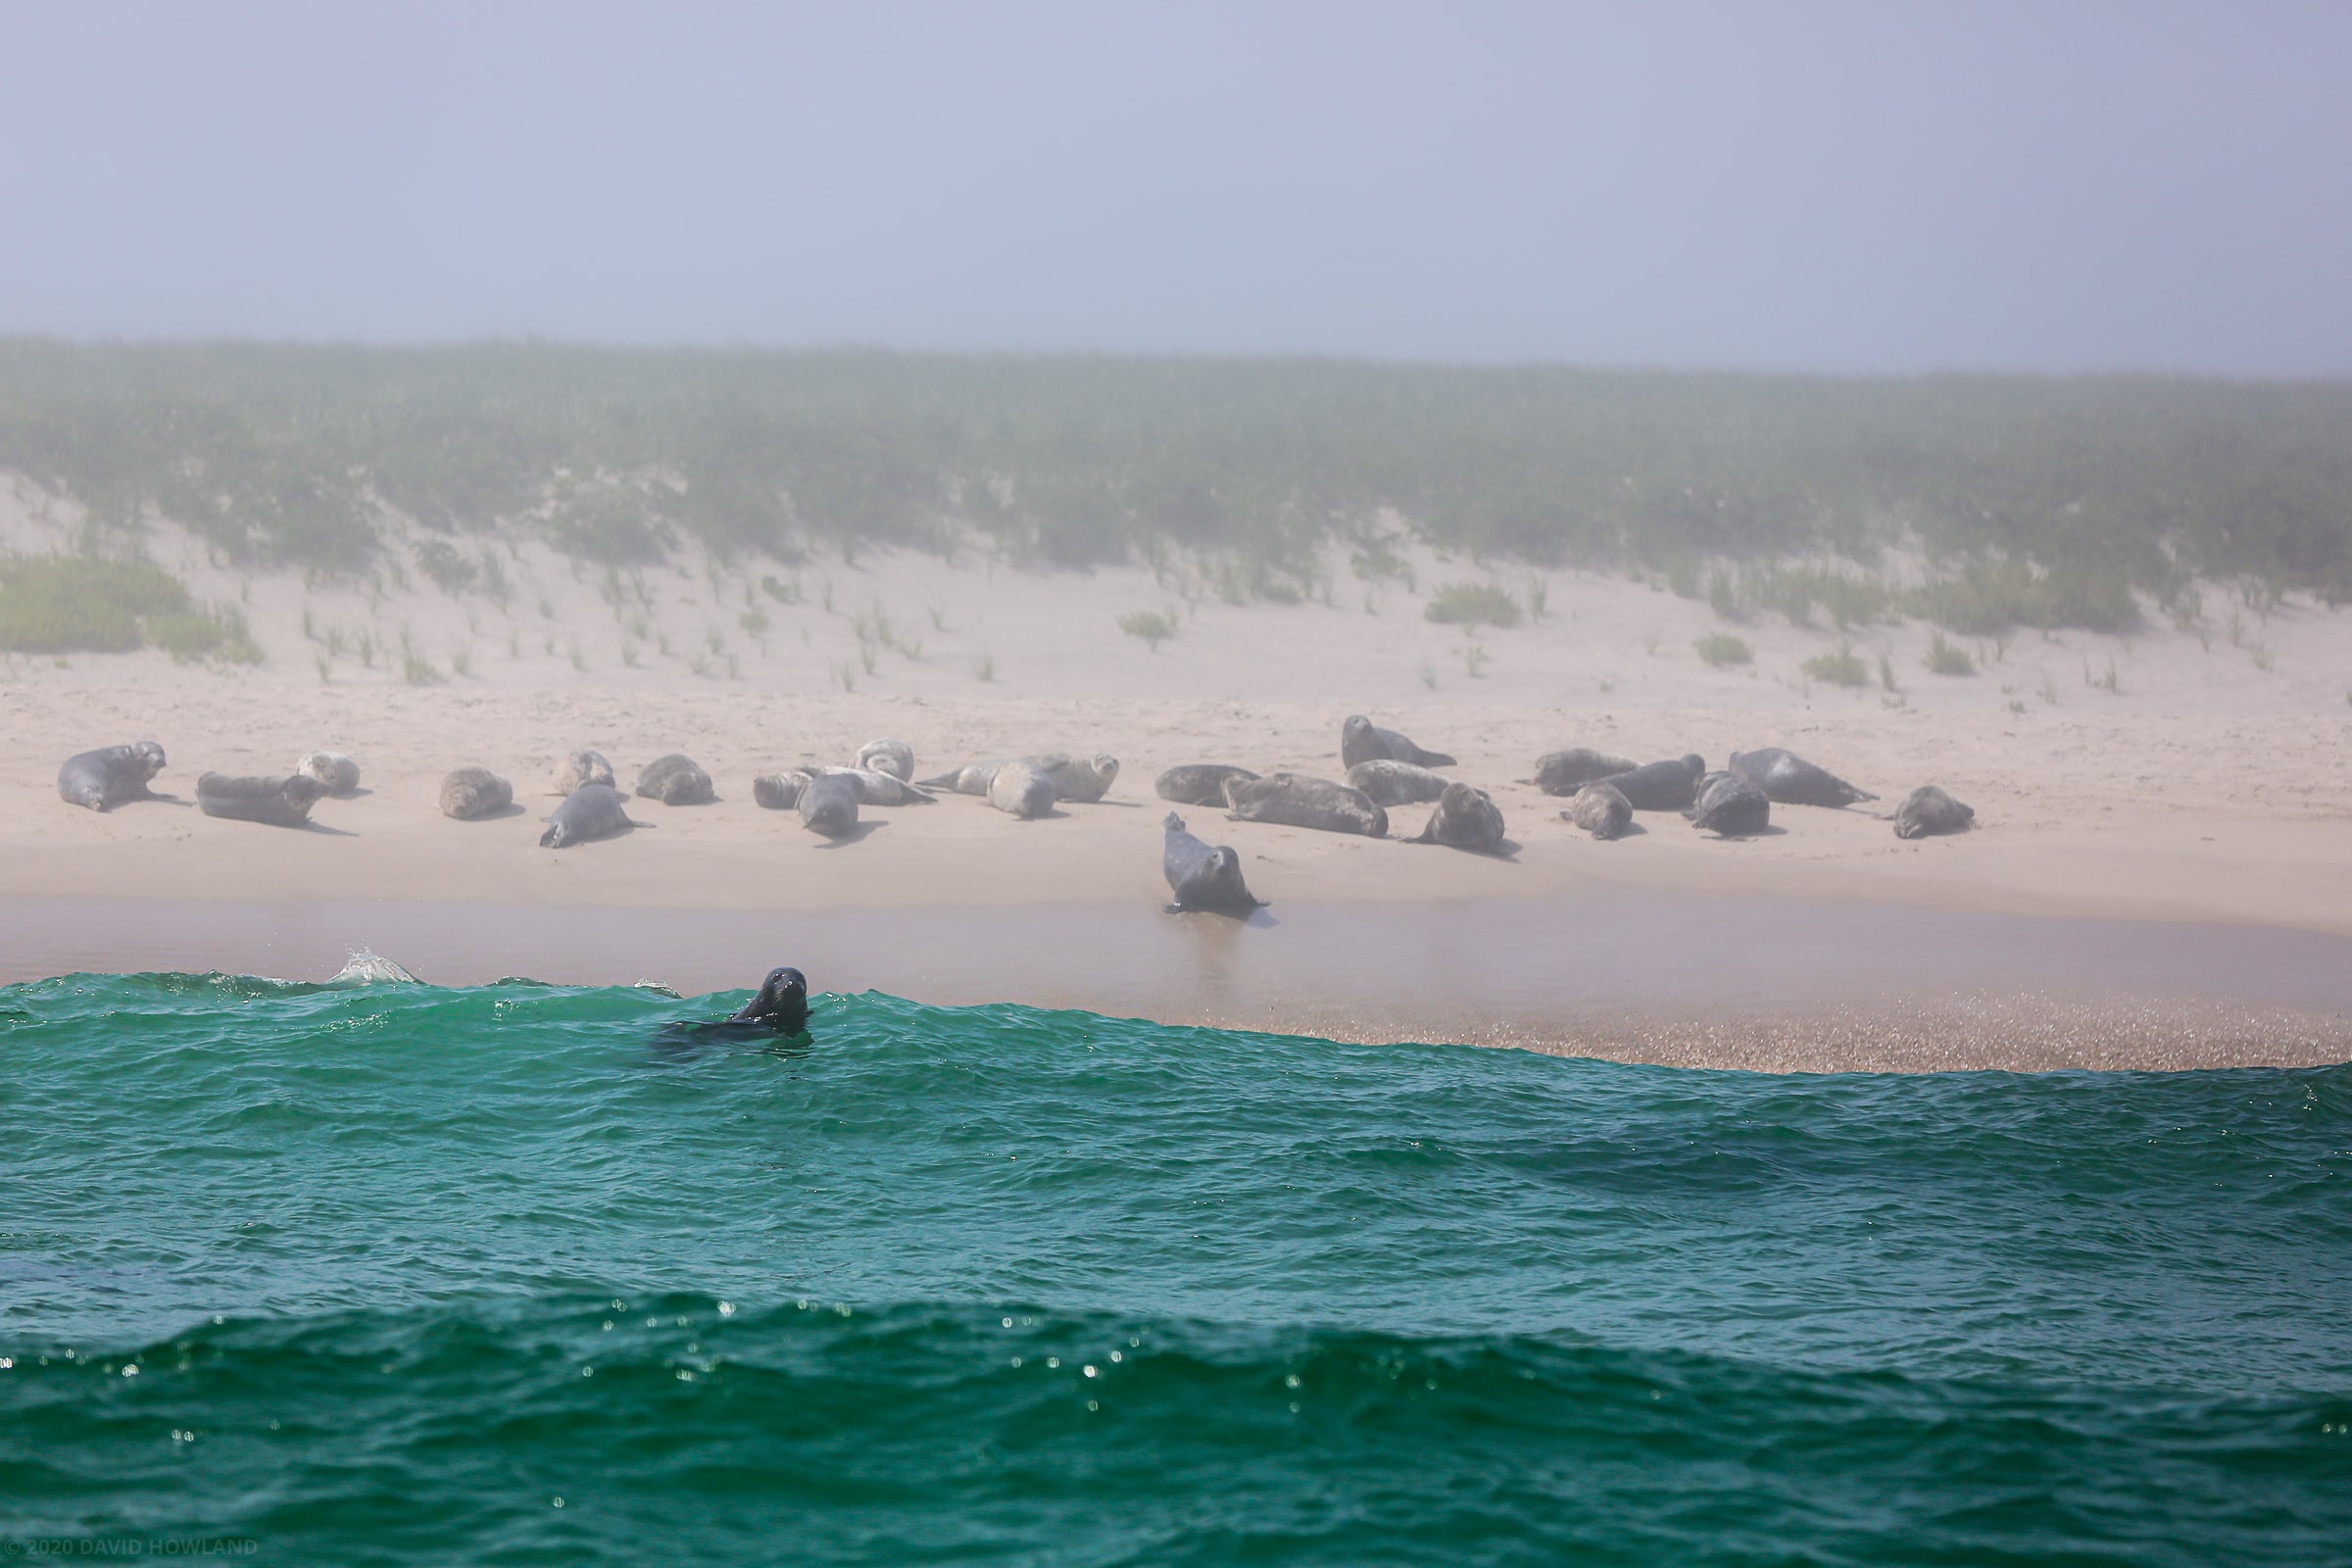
(660, 966, 811, 1048)
(1154, 763, 1260, 807)
(1341, 714, 1456, 769)
(1161, 811, 1266, 914)
(636, 754, 715, 806)
(796, 771, 860, 837)
(1531, 747, 1637, 796)
(1022, 753, 1119, 803)
(57, 741, 167, 811)
(987, 761, 1057, 819)
(1344, 759, 1451, 807)
(294, 750, 362, 795)
(1728, 748, 1877, 808)
(196, 772, 328, 828)
(1407, 780, 1506, 854)
(1893, 785, 1975, 839)
(540, 783, 644, 848)
(816, 766, 934, 806)
(439, 766, 514, 820)
(1223, 772, 1388, 838)
(855, 739, 915, 782)
(1592, 755, 1706, 811)
(917, 761, 1000, 796)
(1690, 771, 1770, 837)
(1561, 780, 1632, 840)
(553, 749, 616, 795)
(752, 771, 805, 811)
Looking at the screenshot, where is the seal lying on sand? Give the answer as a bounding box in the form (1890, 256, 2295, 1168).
(918, 761, 999, 795)
(440, 766, 514, 820)
(795, 772, 859, 837)
(1408, 781, 1506, 854)
(294, 751, 362, 795)
(1729, 748, 1877, 808)
(1690, 771, 1770, 837)
(856, 739, 914, 782)
(1155, 764, 1260, 806)
(1562, 781, 1633, 840)
(554, 749, 616, 795)
(757, 767, 932, 808)
(1345, 759, 1451, 807)
(988, 761, 1056, 819)
(1594, 756, 1706, 811)
(541, 783, 643, 848)
(1341, 714, 1456, 769)
(1531, 747, 1638, 796)
(58, 741, 167, 811)
(1161, 812, 1266, 914)
(1894, 785, 1975, 839)
(637, 754, 715, 805)
(197, 772, 328, 827)
(1023, 753, 1119, 803)
(1224, 772, 1388, 838)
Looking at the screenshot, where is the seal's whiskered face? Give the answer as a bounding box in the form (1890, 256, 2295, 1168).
(739, 966, 809, 1029)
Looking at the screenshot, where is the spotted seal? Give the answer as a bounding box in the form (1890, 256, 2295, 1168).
(1223, 772, 1388, 838)
(1407, 781, 1506, 854)
(540, 784, 645, 848)
(1022, 753, 1119, 804)
(1154, 764, 1260, 807)
(294, 751, 362, 796)
(1729, 748, 1877, 808)
(553, 749, 616, 795)
(855, 739, 915, 782)
(1531, 747, 1638, 796)
(1561, 781, 1633, 840)
(439, 766, 514, 820)
(1340, 714, 1455, 770)
(196, 772, 328, 828)
(1592, 756, 1706, 811)
(1343, 759, 1451, 808)
(1690, 771, 1770, 837)
(1161, 811, 1266, 914)
(57, 741, 167, 811)
(636, 754, 714, 806)
(1894, 785, 1975, 839)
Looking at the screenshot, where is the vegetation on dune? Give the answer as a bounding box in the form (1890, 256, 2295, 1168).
(1423, 582, 1522, 629)
(3, 342, 2351, 635)
(0, 555, 257, 661)
(1801, 645, 1870, 688)
(1692, 632, 1752, 667)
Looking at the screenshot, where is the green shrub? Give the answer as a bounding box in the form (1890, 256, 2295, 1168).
(1924, 631, 1976, 675)
(1693, 632, 1752, 666)
(0, 557, 188, 652)
(1117, 609, 1178, 651)
(1801, 645, 1869, 687)
(1424, 582, 1521, 628)
(148, 605, 262, 664)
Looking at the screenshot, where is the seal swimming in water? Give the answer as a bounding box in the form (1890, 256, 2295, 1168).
(57, 741, 167, 811)
(1593, 756, 1706, 811)
(855, 739, 914, 782)
(553, 749, 616, 795)
(1561, 780, 1633, 840)
(988, 761, 1056, 819)
(660, 966, 812, 1049)
(1407, 781, 1506, 854)
(1894, 785, 1975, 839)
(1022, 753, 1119, 803)
(1223, 772, 1388, 838)
(1690, 771, 1770, 837)
(1155, 763, 1260, 806)
(1344, 759, 1451, 808)
(795, 771, 860, 837)
(636, 754, 715, 805)
(1161, 812, 1266, 914)
(1729, 748, 1878, 808)
(196, 772, 328, 828)
(541, 783, 644, 848)
(1531, 747, 1638, 796)
(294, 751, 362, 796)
(1340, 714, 1456, 770)
(439, 766, 513, 820)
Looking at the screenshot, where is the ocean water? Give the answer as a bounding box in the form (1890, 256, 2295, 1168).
(3, 973, 2349, 1565)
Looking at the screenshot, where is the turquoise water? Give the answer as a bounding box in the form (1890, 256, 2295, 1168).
(3, 973, 2349, 1564)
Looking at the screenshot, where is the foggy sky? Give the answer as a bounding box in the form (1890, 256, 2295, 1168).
(3, 0, 2347, 375)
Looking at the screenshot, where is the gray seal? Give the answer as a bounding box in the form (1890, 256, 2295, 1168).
(1531, 747, 1637, 796)
(1729, 748, 1878, 808)
(753, 772, 806, 811)
(1340, 714, 1455, 769)
(1154, 764, 1260, 806)
(1223, 772, 1388, 838)
(1562, 781, 1632, 840)
(1894, 785, 1975, 839)
(637, 754, 715, 805)
(439, 766, 513, 820)
(1690, 771, 1770, 837)
(758, 767, 931, 808)
(196, 772, 328, 828)
(58, 741, 167, 811)
(541, 784, 644, 848)
(294, 751, 362, 795)
(796, 772, 860, 837)
(855, 738, 914, 782)
(1023, 753, 1119, 803)
(988, 761, 1056, 819)
(1161, 811, 1265, 914)
(917, 761, 999, 796)
(1344, 759, 1451, 807)
(554, 749, 616, 795)
(1407, 781, 1506, 854)
(1593, 756, 1706, 811)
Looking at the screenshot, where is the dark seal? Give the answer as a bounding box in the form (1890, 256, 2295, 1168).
(636, 754, 715, 805)
(1161, 812, 1266, 914)
(541, 783, 643, 848)
(1340, 714, 1456, 770)
(1224, 772, 1388, 838)
(1154, 764, 1260, 807)
(196, 772, 328, 828)
(1690, 771, 1770, 837)
(1592, 755, 1706, 811)
(1894, 785, 1975, 839)
(58, 741, 167, 811)
(440, 766, 513, 820)
(1729, 748, 1877, 808)
(659, 965, 811, 1050)
(1407, 781, 1507, 854)
(1531, 747, 1637, 796)
(1561, 781, 1632, 840)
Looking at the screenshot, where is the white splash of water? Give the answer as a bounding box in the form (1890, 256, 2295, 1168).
(328, 948, 422, 986)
